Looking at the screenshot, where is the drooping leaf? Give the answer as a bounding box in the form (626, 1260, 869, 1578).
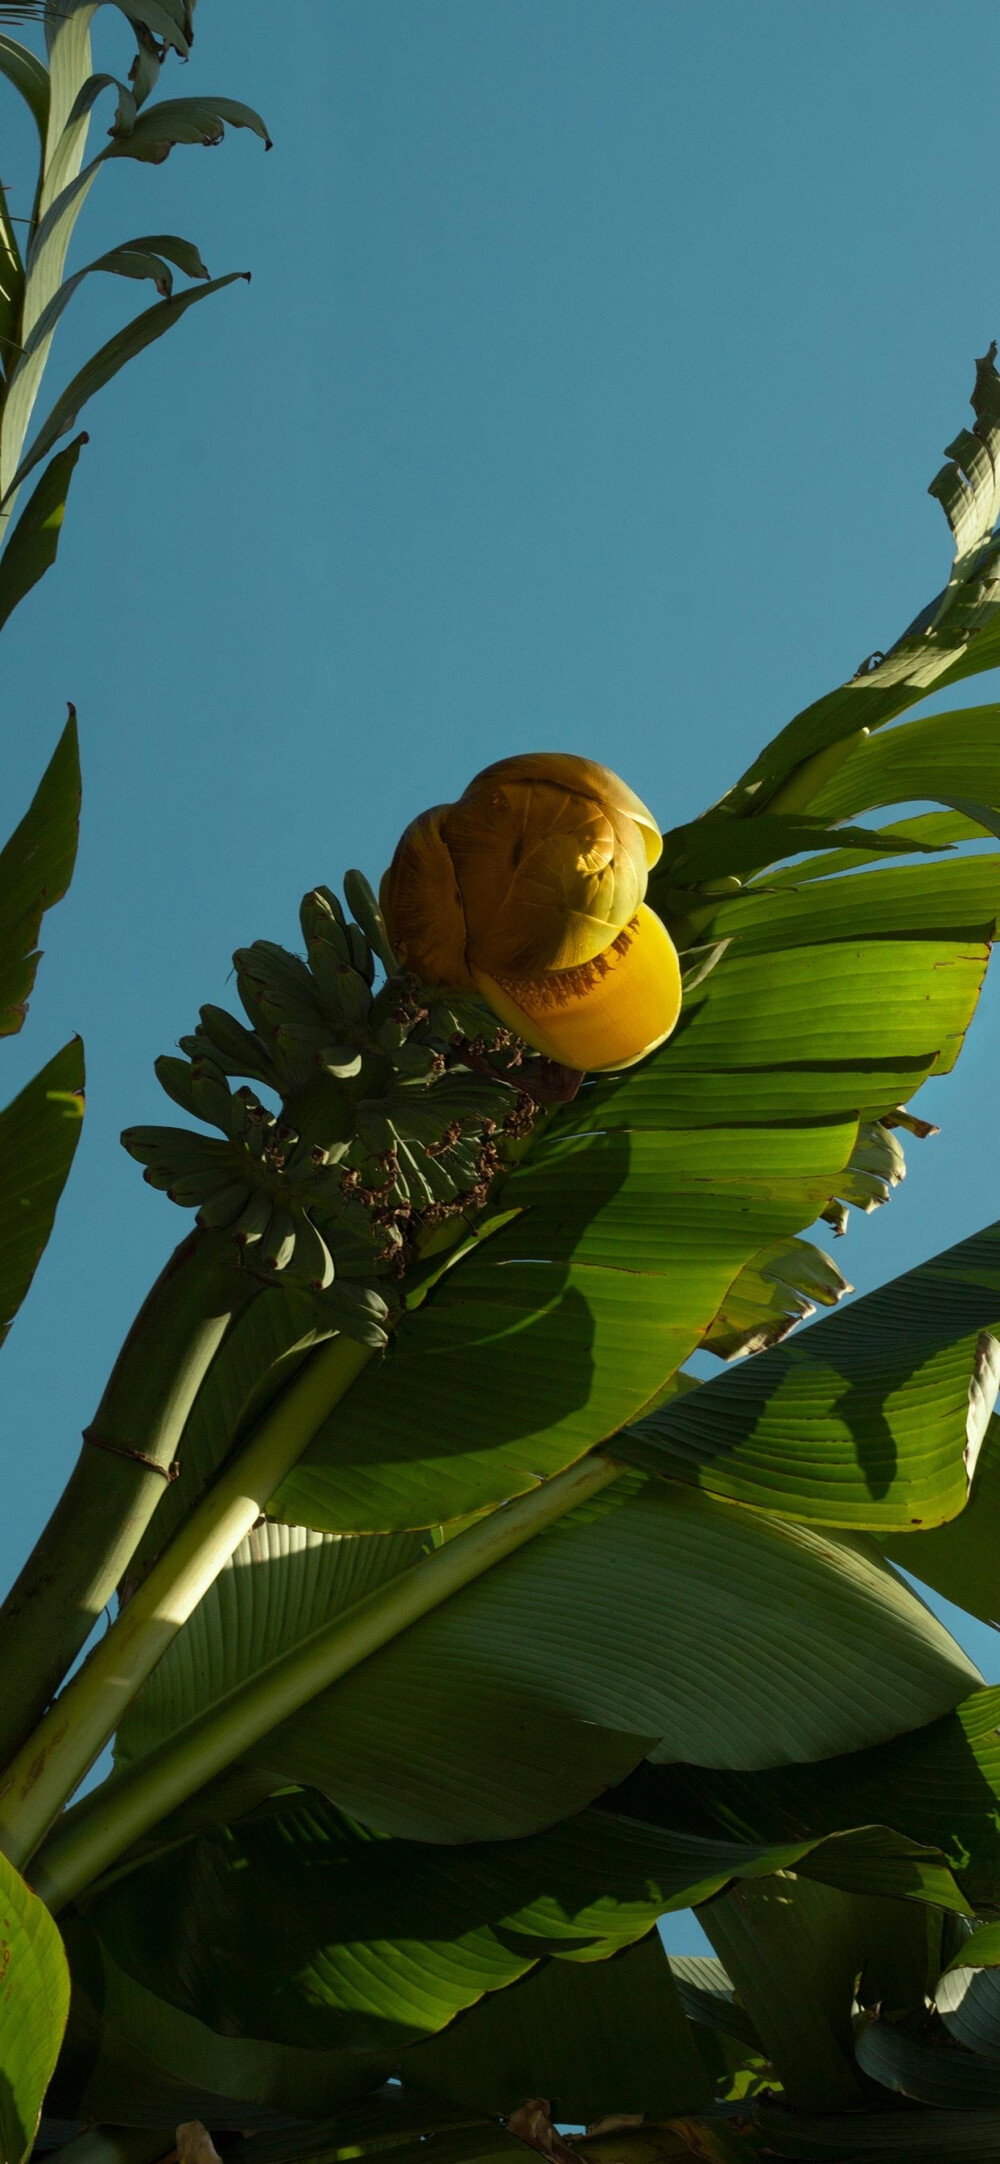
(246, 1476, 977, 1843)
(84, 1772, 971, 2091)
(616, 1220, 1000, 1531)
(403, 1934, 712, 2124)
(856, 2017, 1000, 2108)
(700, 1233, 851, 1361)
(102, 94, 272, 164)
(0, 1035, 84, 1345)
(85, 1792, 539, 2055)
(702, 1874, 941, 2113)
(879, 1412, 1000, 1626)
(621, 1683, 1000, 1916)
(0, 1848, 70, 2164)
(938, 1956, 1000, 2064)
(0, 712, 80, 1036)
(0, 433, 87, 632)
(51, 1916, 389, 2129)
(22, 233, 211, 358)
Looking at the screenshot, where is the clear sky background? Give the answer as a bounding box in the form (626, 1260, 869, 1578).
(3, 2, 1000, 1957)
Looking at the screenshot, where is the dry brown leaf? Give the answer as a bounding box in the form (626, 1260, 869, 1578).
(507, 2098, 582, 2163)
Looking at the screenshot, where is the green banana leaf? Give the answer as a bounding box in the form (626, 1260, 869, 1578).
(653, 812, 939, 893)
(669, 1952, 769, 2059)
(878, 1412, 1000, 1624)
(108, 1468, 980, 1847)
(942, 1926, 1000, 1980)
(0, 434, 87, 633)
(617, 1683, 1000, 1916)
(0, 712, 79, 1035)
(938, 1958, 1000, 2063)
(700, 1233, 850, 1360)
(0, 1848, 70, 2164)
(753, 2104, 1000, 2159)
(224, 2091, 506, 2164)
(856, 2018, 1000, 2107)
(402, 1933, 712, 2123)
(273, 837, 995, 1533)
(78, 1788, 970, 2072)
(49, 1919, 390, 2128)
(702, 1873, 942, 2114)
(616, 1220, 1000, 1530)
(0, 1035, 84, 1345)
(806, 706, 1000, 825)
(707, 851, 1000, 955)
(747, 806, 988, 887)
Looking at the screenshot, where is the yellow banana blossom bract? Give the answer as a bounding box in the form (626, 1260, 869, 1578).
(381, 753, 681, 1071)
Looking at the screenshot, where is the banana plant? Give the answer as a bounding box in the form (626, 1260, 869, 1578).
(0, 8, 267, 2158)
(0, 345, 999, 2164)
(0, 0, 268, 637)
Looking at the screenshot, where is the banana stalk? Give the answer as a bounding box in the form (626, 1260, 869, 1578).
(0, 1331, 375, 1864)
(0, 1230, 259, 1765)
(29, 1453, 625, 1909)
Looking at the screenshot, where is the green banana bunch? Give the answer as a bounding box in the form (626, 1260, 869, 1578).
(122, 873, 547, 1344)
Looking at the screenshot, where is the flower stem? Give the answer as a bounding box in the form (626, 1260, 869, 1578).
(0, 1230, 259, 1767)
(0, 1331, 375, 1866)
(31, 1452, 624, 1911)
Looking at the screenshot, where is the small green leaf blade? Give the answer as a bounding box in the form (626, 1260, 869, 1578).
(0, 714, 80, 1037)
(0, 1849, 70, 2164)
(0, 1037, 84, 1345)
(0, 435, 87, 634)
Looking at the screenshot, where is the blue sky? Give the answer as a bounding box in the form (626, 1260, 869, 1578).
(3, 3, 1000, 1952)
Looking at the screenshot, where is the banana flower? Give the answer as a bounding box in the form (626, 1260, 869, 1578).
(380, 752, 681, 1071)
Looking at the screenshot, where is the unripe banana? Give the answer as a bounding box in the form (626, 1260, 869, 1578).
(197, 1181, 253, 1230)
(233, 1189, 274, 1247)
(285, 1208, 336, 1291)
(343, 868, 397, 974)
(258, 1207, 297, 1273)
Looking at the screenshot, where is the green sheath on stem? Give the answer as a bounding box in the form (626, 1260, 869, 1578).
(0, 1231, 258, 1767)
(0, 1331, 376, 1866)
(31, 1452, 624, 1911)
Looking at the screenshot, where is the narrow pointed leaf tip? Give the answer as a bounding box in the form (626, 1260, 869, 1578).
(380, 753, 681, 1071)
